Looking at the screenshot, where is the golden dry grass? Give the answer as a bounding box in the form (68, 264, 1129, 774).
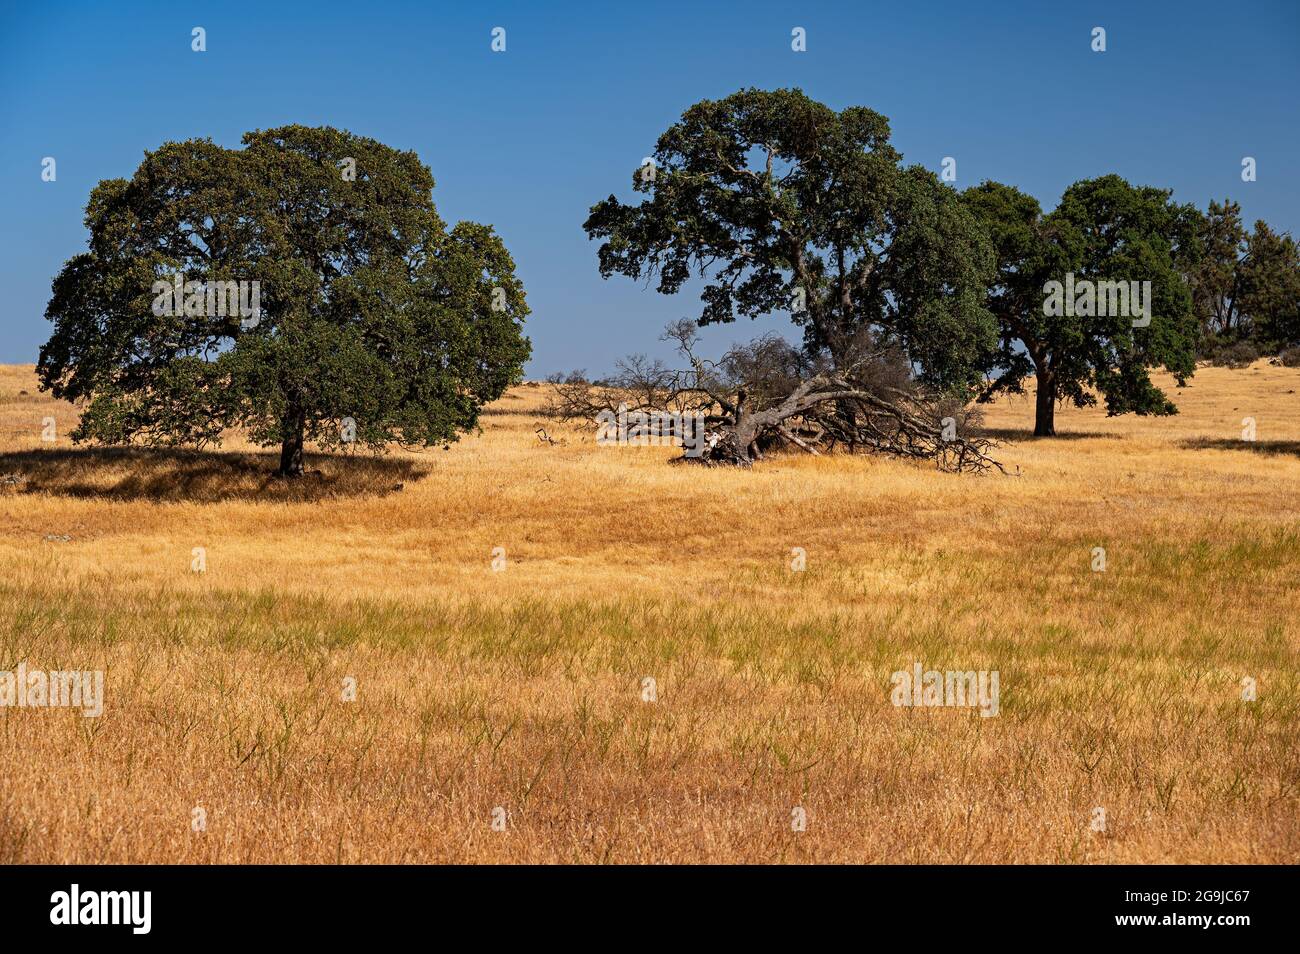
(0, 361, 1296, 863)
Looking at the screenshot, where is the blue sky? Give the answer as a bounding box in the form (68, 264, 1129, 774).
(1, 0, 1296, 375)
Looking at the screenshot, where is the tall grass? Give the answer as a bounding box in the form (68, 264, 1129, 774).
(0, 363, 1296, 862)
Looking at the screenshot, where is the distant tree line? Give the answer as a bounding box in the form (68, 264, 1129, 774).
(1188, 199, 1300, 366)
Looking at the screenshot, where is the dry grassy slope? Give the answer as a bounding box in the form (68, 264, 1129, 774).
(0, 361, 1296, 863)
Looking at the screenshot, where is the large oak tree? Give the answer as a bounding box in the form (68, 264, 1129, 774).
(963, 176, 1200, 436)
(40, 125, 530, 476)
(584, 88, 998, 395)
(575, 88, 1005, 469)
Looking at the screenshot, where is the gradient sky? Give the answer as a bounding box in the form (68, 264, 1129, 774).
(1, 0, 1297, 375)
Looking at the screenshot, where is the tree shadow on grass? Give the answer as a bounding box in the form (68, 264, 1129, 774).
(1179, 437, 1300, 459)
(0, 446, 430, 503)
(975, 427, 1123, 442)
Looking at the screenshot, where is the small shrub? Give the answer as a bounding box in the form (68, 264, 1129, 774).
(1279, 346, 1300, 368)
(1211, 341, 1260, 369)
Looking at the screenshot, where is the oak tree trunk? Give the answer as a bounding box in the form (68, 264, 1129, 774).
(1033, 369, 1057, 437)
(278, 404, 306, 477)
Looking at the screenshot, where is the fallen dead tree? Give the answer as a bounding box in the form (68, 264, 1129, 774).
(548, 322, 1005, 473)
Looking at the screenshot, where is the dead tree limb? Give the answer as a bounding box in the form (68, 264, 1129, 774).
(546, 323, 1006, 474)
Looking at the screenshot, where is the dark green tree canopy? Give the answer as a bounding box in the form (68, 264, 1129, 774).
(583, 88, 997, 393)
(40, 125, 530, 475)
(963, 175, 1200, 435)
(1191, 199, 1249, 340)
(1237, 220, 1300, 348)
(1189, 199, 1300, 349)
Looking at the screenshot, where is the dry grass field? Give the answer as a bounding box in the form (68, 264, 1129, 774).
(0, 360, 1296, 864)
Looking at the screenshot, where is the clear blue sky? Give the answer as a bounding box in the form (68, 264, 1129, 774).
(2, 0, 1296, 375)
